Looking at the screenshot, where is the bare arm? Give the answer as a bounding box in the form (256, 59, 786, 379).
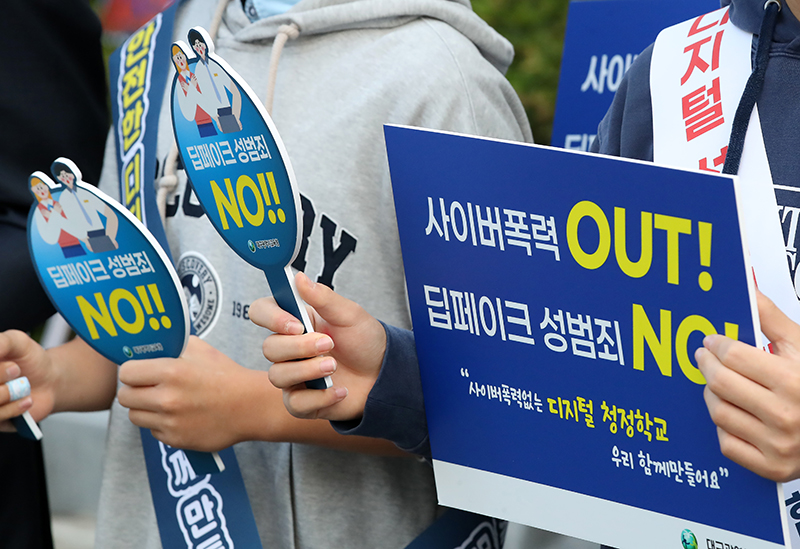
(116, 335, 405, 456)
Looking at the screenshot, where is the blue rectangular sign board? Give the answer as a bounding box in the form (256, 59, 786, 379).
(552, 0, 719, 150)
(385, 125, 788, 549)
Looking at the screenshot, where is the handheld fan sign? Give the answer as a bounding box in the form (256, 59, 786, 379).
(25, 158, 223, 473)
(169, 27, 330, 389)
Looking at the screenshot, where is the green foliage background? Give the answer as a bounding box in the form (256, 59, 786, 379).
(472, 0, 570, 145)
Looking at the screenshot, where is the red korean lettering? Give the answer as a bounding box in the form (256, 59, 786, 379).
(698, 146, 728, 173)
(681, 37, 712, 85)
(683, 77, 725, 140)
(687, 12, 720, 37)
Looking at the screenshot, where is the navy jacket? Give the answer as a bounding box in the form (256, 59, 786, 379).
(591, 0, 800, 194)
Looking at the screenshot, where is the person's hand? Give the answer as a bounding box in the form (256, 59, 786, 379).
(249, 272, 386, 421)
(117, 335, 273, 452)
(697, 291, 800, 481)
(0, 330, 58, 431)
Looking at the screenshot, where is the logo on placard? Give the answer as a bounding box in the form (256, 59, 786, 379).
(248, 240, 256, 253)
(177, 252, 221, 336)
(681, 529, 698, 549)
(123, 346, 134, 359)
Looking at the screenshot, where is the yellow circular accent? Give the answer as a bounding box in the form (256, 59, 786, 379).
(149, 317, 160, 330)
(278, 208, 286, 223)
(161, 316, 172, 329)
(268, 210, 277, 224)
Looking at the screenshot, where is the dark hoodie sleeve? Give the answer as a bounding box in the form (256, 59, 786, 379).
(330, 322, 431, 459)
(589, 43, 656, 162)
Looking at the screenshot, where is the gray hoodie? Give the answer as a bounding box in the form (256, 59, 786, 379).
(94, 0, 532, 548)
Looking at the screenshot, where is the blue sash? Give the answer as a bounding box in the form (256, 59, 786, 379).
(405, 510, 506, 549)
(108, 5, 263, 548)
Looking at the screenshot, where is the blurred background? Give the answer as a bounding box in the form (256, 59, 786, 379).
(473, 0, 568, 146)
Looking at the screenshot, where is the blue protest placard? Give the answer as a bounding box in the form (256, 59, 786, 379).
(385, 125, 789, 549)
(552, 0, 718, 150)
(169, 26, 329, 389)
(27, 158, 189, 364)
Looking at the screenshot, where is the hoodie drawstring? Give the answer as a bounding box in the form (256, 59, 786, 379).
(265, 24, 300, 114)
(156, 0, 299, 224)
(722, 0, 781, 175)
(156, 141, 181, 221)
(208, 0, 229, 38)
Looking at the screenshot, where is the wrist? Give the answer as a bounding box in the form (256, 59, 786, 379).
(44, 345, 69, 414)
(234, 368, 290, 443)
(48, 338, 116, 413)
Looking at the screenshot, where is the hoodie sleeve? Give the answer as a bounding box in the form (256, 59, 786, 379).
(379, 16, 534, 145)
(331, 322, 431, 459)
(590, 43, 656, 162)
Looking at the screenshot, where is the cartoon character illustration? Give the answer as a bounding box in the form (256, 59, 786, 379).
(30, 176, 59, 221)
(181, 28, 243, 135)
(50, 159, 120, 253)
(172, 44, 218, 138)
(29, 174, 85, 258)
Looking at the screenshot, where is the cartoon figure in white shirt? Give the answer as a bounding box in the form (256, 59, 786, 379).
(29, 174, 86, 258)
(50, 159, 119, 254)
(186, 28, 243, 135)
